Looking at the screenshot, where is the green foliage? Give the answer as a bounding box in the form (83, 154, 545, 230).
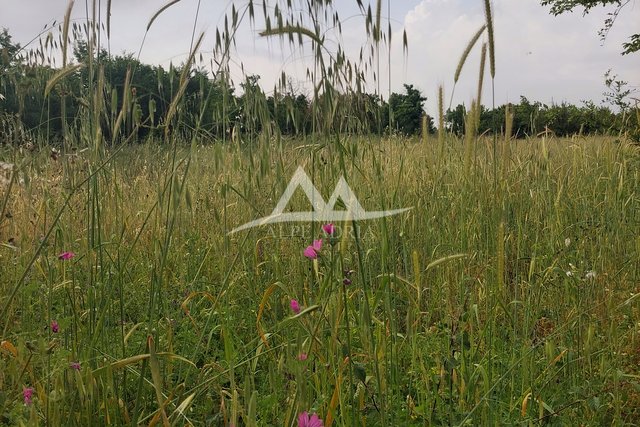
(267, 92, 311, 135)
(603, 69, 634, 111)
(621, 34, 640, 55)
(446, 95, 636, 138)
(0, 28, 20, 72)
(388, 84, 427, 135)
(445, 104, 467, 135)
(0, 26, 432, 140)
(1, 136, 639, 425)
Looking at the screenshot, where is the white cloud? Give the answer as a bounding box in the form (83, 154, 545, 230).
(395, 0, 640, 113)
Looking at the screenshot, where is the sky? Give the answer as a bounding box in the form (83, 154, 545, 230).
(1, 0, 639, 115)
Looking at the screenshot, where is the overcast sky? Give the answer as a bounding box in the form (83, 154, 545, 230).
(2, 0, 639, 114)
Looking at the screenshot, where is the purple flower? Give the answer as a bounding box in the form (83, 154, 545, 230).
(70, 362, 81, 370)
(343, 278, 352, 286)
(290, 299, 301, 315)
(58, 251, 75, 261)
(298, 411, 323, 427)
(23, 387, 34, 405)
(51, 320, 59, 333)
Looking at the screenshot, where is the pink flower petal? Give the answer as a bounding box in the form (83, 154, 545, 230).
(297, 353, 308, 361)
(23, 387, 34, 405)
(298, 412, 309, 427)
(298, 411, 323, 427)
(312, 239, 323, 252)
(290, 299, 301, 314)
(309, 413, 324, 427)
(303, 246, 317, 259)
(322, 223, 335, 235)
(58, 251, 75, 260)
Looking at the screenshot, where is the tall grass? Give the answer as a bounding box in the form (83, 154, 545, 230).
(1, 0, 639, 426)
(2, 135, 639, 424)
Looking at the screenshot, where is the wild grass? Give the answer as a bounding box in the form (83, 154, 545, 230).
(1, 134, 639, 425)
(1, 0, 640, 425)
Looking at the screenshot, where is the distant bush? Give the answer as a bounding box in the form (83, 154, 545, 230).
(446, 96, 639, 139)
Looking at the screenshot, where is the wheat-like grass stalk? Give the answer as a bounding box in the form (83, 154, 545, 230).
(93, 64, 105, 148)
(484, 0, 496, 78)
(164, 32, 205, 139)
(147, 0, 184, 32)
(463, 100, 477, 173)
(476, 42, 487, 125)
(438, 85, 445, 158)
(61, 0, 74, 67)
(111, 67, 131, 141)
(375, 0, 382, 43)
(454, 24, 486, 84)
(106, 0, 112, 39)
(497, 220, 505, 301)
(259, 25, 323, 46)
(44, 64, 84, 97)
(501, 103, 513, 180)
(450, 24, 485, 109)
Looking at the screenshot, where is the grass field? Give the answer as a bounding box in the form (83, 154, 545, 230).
(1, 135, 639, 425)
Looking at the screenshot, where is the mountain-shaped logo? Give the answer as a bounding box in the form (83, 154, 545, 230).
(229, 166, 411, 234)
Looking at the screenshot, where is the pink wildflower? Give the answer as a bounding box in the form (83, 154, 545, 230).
(303, 239, 323, 259)
(297, 353, 308, 361)
(290, 299, 301, 315)
(51, 320, 59, 333)
(70, 362, 81, 370)
(303, 246, 318, 259)
(58, 251, 75, 261)
(23, 387, 34, 405)
(298, 411, 323, 427)
(322, 223, 335, 236)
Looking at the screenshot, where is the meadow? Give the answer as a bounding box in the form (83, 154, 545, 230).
(2, 0, 640, 425)
(1, 133, 639, 425)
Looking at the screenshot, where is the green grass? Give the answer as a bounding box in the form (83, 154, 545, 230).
(0, 2, 638, 425)
(1, 135, 639, 425)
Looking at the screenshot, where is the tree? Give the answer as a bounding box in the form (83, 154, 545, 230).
(388, 84, 426, 135)
(512, 96, 545, 136)
(445, 104, 466, 135)
(238, 74, 269, 136)
(0, 28, 20, 72)
(423, 114, 436, 134)
(602, 69, 639, 139)
(603, 69, 634, 112)
(541, 0, 640, 54)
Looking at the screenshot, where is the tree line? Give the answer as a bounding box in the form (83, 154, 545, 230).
(1, 29, 433, 144)
(446, 95, 639, 139)
(1, 28, 638, 145)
